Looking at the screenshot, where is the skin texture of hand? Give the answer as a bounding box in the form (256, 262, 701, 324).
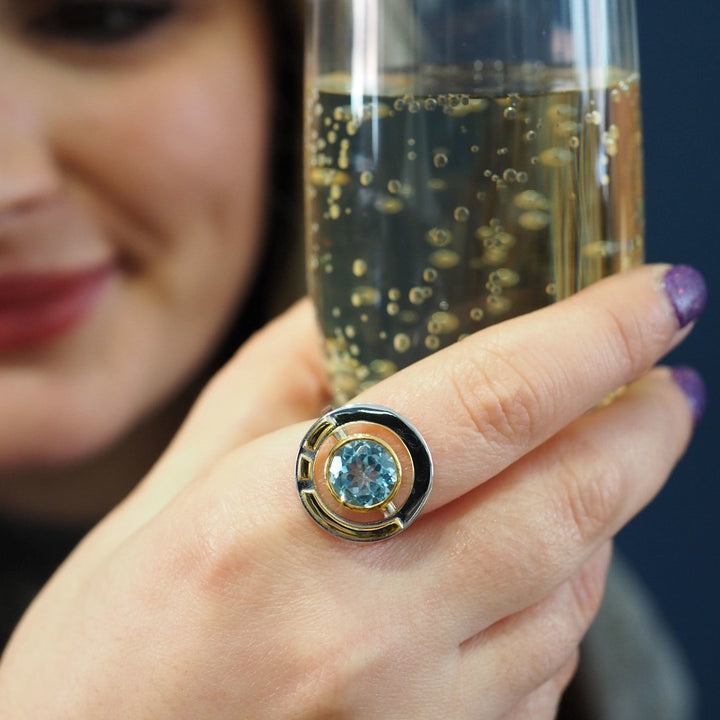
(0, 264, 702, 719)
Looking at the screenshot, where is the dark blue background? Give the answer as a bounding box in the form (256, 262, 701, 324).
(617, 2, 719, 718)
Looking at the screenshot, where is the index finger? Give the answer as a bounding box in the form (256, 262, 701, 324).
(355, 262, 705, 511)
(109, 263, 701, 550)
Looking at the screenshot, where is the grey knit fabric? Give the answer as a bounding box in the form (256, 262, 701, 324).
(581, 555, 698, 720)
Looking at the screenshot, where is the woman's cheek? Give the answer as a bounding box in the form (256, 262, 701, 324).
(57, 62, 270, 327)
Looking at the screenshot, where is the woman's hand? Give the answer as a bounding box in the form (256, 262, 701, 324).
(0, 264, 706, 719)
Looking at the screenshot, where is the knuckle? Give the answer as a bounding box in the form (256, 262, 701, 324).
(284, 648, 354, 720)
(448, 341, 552, 451)
(169, 513, 245, 599)
(552, 649, 581, 697)
(499, 642, 580, 720)
(598, 302, 669, 381)
(163, 490, 280, 604)
(567, 555, 609, 629)
(538, 571, 604, 687)
(540, 563, 607, 689)
(601, 304, 644, 377)
(554, 434, 625, 547)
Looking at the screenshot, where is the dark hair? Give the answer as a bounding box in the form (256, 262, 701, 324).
(215, 0, 305, 361)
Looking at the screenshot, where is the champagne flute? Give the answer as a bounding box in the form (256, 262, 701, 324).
(305, 0, 644, 405)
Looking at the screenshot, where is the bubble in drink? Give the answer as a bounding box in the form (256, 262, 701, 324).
(426, 227, 453, 247)
(427, 312, 459, 334)
(428, 178, 447, 191)
(310, 168, 351, 187)
(393, 334, 411, 352)
(351, 287, 380, 307)
(429, 250, 461, 269)
(409, 287, 425, 304)
(519, 211, 551, 231)
(370, 359, 397, 378)
(539, 147, 573, 167)
(454, 206, 470, 222)
(352, 259, 368, 277)
(374, 196, 404, 214)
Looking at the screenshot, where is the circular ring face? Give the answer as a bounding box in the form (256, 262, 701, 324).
(296, 404, 433, 542)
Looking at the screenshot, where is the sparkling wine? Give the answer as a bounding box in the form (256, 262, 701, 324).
(306, 67, 644, 403)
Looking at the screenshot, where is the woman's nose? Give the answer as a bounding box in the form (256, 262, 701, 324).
(0, 96, 62, 218)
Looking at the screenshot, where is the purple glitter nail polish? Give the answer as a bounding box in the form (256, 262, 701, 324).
(662, 265, 707, 328)
(671, 366, 707, 424)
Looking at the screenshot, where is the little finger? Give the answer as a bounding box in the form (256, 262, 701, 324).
(455, 543, 610, 717)
(415, 366, 700, 639)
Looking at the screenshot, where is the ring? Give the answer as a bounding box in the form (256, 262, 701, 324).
(295, 404, 433, 542)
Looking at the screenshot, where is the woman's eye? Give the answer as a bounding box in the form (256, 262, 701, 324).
(27, 1, 175, 45)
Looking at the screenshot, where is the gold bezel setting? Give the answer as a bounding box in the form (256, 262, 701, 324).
(324, 433, 403, 512)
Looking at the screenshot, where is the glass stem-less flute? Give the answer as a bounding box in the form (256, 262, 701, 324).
(305, 0, 644, 405)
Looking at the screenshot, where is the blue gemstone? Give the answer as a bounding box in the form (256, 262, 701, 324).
(328, 439, 398, 509)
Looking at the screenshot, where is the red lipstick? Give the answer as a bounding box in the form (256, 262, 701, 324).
(0, 266, 113, 352)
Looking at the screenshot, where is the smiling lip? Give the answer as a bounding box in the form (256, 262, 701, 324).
(0, 265, 114, 352)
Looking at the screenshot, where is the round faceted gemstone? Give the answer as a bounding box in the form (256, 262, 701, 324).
(328, 438, 399, 509)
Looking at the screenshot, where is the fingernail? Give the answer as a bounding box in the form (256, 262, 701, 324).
(671, 366, 707, 424)
(662, 265, 707, 328)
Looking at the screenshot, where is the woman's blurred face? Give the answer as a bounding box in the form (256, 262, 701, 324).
(0, 1, 271, 466)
